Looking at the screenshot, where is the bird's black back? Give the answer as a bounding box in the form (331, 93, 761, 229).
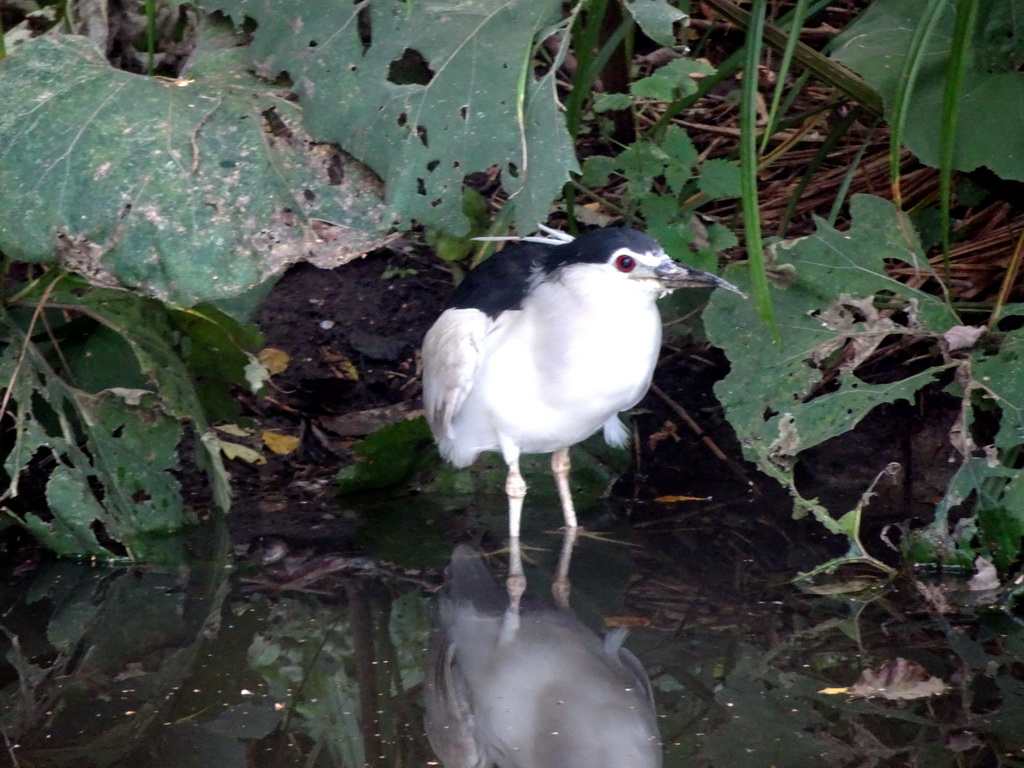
(447, 241, 550, 319)
(447, 228, 658, 319)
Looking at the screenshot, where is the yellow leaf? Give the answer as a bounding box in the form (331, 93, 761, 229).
(219, 440, 266, 465)
(818, 687, 850, 695)
(215, 423, 254, 438)
(258, 347, 290, 375)
(262, 430, 300, 455)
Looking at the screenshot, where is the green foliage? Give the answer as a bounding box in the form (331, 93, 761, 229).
(0, 274, 261, 559)
(832, 0, 1024, 182)
(578, 56, 739, 268)
(623, 0, 689, 47)
(580, 124, 739, 270)
(205, 0, 579, 237)
(424, 189, 491, 264)
(705, 196, 1024, 570)
(337, 418, 435, 495)
(629, 58, 715, 102)
(0, 29, 392, 306)
(169, 304, 265, 422)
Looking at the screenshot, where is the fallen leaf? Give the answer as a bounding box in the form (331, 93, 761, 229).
(219, 439, 266, 465)
(320, 401, 417, 437)
(321, 346, 360, 380)
(258, 347, 290, 375)
(648, 420, 680, 451)
(262, 430, 300, 455)
(968, 556, 1000, 592)
(216, 423, 255, 438)
(942, 325, 985, 352)
(847, 658, 948, 700)
(654, 494, 708, 503)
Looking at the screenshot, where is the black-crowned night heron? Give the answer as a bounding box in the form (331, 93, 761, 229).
(424, 544, 662, 768)
(422, 227, 743, 606)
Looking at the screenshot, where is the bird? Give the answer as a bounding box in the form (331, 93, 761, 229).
(424, 544, 662, 768)
(421, 226, 743, 606)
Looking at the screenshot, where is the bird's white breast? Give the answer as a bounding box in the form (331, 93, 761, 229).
(469, 265, 663, 455)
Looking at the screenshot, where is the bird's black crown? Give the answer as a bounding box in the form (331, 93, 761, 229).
(447, 228, 660, 319)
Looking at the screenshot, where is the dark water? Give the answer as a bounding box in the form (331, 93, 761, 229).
(1, 505, 1023, 768)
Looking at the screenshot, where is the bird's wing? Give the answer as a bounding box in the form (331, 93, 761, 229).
(424, 629, 490, 768)
(422, 308, 490, 439)
(605, 627, 657, 708)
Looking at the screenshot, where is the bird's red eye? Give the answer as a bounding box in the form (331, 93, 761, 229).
(615, 254, 636, 272)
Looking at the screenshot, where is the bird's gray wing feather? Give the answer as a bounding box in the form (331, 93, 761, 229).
(422, 309, 489, 439)
(605, 626, 656, 707)
(424, 629, 490, 768)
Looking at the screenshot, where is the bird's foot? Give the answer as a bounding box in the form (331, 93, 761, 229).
(551, 576, 572, 610)
(506, 571, 526, 613)
(551, 525, 579, 610)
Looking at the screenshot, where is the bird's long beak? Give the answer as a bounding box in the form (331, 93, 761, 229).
(655, 261, 747, 297)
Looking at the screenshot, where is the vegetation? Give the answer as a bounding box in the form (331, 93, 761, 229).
(0, 0, 1023, 598)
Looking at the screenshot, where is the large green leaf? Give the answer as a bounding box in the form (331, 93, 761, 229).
(0, 279, 233, 559)
(0, 31, 392, 306)
(705, 195, 959, 524)
(831, 0, 1024, 181)
(205, 0, 577, 236)
(708, 194, 1024, 569)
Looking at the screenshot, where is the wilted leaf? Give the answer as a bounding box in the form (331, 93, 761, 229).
(704, 195, 958, 526)
(847, 658, 949, 700)
(219, 439, 266, 465)
(943, 325, 985, 352)
(968, 556, 1000, 592)
(1, 279, 231, 559)
(216, 424, 254, 438)
(258, 348, 291, 376)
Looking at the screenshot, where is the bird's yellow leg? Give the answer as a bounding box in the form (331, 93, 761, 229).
(505, 461, 527, 612)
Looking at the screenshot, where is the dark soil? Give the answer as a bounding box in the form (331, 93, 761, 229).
(230, 241, 449, 550)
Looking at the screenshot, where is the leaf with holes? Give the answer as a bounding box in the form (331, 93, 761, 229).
(0, 29, 392, 306)
(704, 195, 958, 526)
(0, 278, 235, 559)
(205, 0, 576, 236)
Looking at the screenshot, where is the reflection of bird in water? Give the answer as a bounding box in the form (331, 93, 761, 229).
(424, 543, 662, 768)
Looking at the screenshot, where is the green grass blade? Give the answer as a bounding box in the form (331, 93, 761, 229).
(759, 0, 812, 155)
(739, 0, 777, 339)
(939, 0, 979, 271)
(701, 0, 882, 115)
(887, 0, 947, 206)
